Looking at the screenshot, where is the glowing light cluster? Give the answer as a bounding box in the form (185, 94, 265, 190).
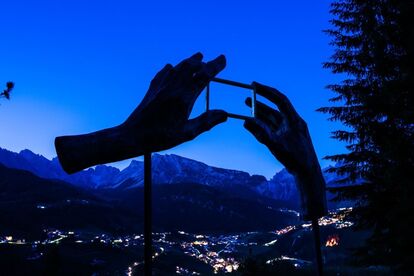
(275, 225, 296, 235)
(176, 265, 200, 275)
(325, 234, 340, 247)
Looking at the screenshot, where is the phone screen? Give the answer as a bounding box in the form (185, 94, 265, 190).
(205, 78, 256, 120)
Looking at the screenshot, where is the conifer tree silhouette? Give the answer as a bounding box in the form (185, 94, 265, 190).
(319, 0, 414, 271)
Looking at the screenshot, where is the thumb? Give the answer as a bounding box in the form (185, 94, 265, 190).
(183, 110, 228, 140)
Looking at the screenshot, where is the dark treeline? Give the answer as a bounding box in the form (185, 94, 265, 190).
(319, 0, 414, 273)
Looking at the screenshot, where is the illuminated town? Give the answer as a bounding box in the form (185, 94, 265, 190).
(0, 207, 354, 275)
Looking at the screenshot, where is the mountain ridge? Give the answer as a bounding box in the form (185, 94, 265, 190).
(0, 147, 270, 188)
(0, 163, 299, 235)
(0, 147, 344, 205)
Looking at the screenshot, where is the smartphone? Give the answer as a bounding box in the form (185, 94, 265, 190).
(205, 77, 256, 120)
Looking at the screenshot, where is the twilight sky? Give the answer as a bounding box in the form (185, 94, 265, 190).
(0, 0, 345, 178)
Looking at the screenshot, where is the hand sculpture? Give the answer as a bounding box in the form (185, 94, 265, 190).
(244, 82, 327, 220)
(55, 53, 228, 174)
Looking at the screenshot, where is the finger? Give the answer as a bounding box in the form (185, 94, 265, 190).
(244, 118, 294, 172)
(175, 52, 204, 73)
(245, 97, 284, 127)
(243, 118, 271, 145)
(189, 52, 203, 61)
(151, 63, 173, 86)
(183, 55, 226, 114)
(177, 52, 203, 65)
(194, 55, 226, 81)
(144, 63, 174, 103)
(252, 81, 301, 123)
(183, 110, 228, 140)
(205, 54, 226, 77)
(193, 55, 226, 92)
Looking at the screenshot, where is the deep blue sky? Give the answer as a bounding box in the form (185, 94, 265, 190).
(0, 0, 345, 178)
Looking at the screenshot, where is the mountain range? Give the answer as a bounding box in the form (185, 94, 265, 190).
(0, 147, 353, 236)
(0, 163, 298, 237)
(0, 147, 343, 203)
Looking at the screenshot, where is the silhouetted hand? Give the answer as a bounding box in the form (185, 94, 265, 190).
(55, 53, 228, 174)
(122, 52, 227, 152)
(244, 82, 326, 220)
